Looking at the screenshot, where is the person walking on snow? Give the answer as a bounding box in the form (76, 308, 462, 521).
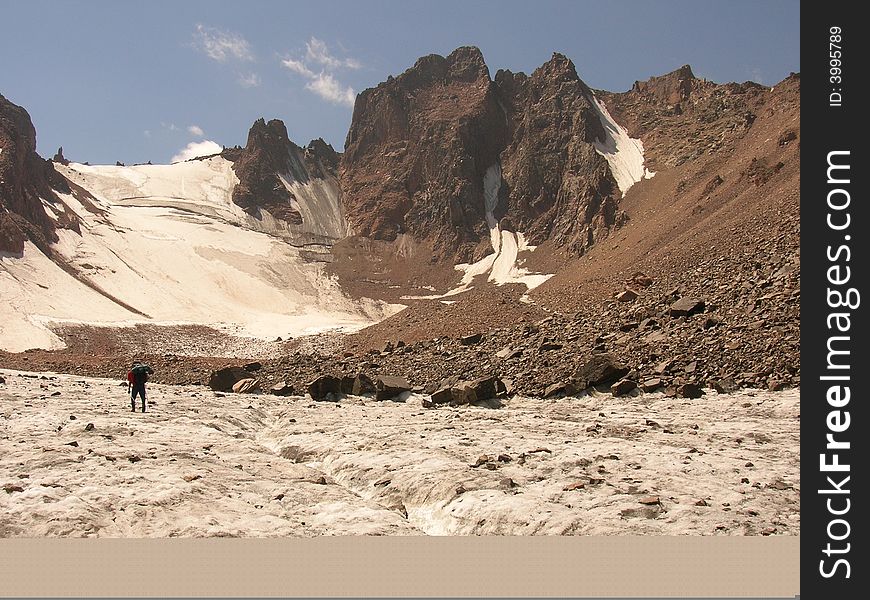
(127, 362, 154, 412)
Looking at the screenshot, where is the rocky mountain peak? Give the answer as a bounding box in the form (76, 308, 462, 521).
(534, 52, 581, 84)
(228, 117, 301, 220)
(631, 64, 697, 104)
(444, 45, 490, 82)
(0, 93, 71, 254)
(305, 137, 339, 171)
(52, 146, 70, 165)
(341, 47, 623, 260)
(225, 117, 343, 232)
(244, 118, 293, 167)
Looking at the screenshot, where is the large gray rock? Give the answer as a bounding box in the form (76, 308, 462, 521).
(451, 381, 479, 405)
(208, 367, 252, 392)
(573, 354, 629, 389)
(307, 375, 342, 401)
(352, 373, 376, 395)
(430, 386, 454, 404)
(450, 376, 501, 405)
(677, 383, 704, 398)
(543, 382, 575, 398)
(270, 382, 295, 396)
(460, 333, 483, 346)
(610, 379, 637, 397)
(375, 376, 411, 400)
(669, 297, 705, 317)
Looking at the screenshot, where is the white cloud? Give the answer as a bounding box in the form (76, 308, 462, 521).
(187, 125, 204, 137)
(144, 130, 152, 138)
(305, 37, 361, 70)
(280, 37, 359, 108)
(193, 24, 254, 62)
(171, 140, 223, 163)
(305, 73, 356, 107)
(281, 58, 315, 78)
(237, 72, 261, 88)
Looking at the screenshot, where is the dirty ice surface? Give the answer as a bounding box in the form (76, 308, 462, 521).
(0, 158, 402, 352)
(591, 96, 656, 195)
(0, 369, 799, 537)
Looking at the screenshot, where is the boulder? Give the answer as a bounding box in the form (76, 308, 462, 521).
(616, 289, 638, 302)
(701, 317, 721, 329)
(451, 376, 502, 404)
(307, 375, 342, 401)
(352, 373, 376, 395)
(677, 383, 704, 399)
(451, 381, 478, 405)
(270, 382, 295, 396)
(640, 317, 659, 329)
(425, 375, 460, 395)
(208, 367, 252, 392)
(243, 361, 262, 372)
(709, 378, 738, 394)
(543, 382, 575, 398)
(469, 376, 498, 400)
(573, 354, 629, 389)
(630, 272, 654, 288)
(232, 378, 260, 394)
(460, 333, 483, 346)
(375, 375, 411, 400)
(502, 378, 516, 396)
(640, 378, 663, 392)
(340, 375, 356, 395)
(610, 379, 637, 396)
(669, 297, 705, 317)
(430, 386, 454, 404)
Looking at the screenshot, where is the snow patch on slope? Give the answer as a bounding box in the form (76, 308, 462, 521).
(591, 96, 655, 195)
(402, 164, 552, 300)
(457, 164, 553, 291)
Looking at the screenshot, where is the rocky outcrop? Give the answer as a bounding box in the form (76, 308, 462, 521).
(340, 47, 624, 261)
(0, 94, 72, 254)
(341, 47, 505, 259)
(224, 119, 345, 240)
(596, 65, 774, 170)
(52, 146, 69, 166)
(494, 54, 622, 253)
(630, 64, 696, 105)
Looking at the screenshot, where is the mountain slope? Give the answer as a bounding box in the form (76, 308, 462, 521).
(340, 69, 799, 393)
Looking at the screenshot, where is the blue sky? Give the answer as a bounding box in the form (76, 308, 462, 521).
(1, 0, 800, 165)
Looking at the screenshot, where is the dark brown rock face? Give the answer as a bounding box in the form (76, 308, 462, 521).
(0, 94, 72, 254)
(341, 47, 505, 259)
(340, 48, 623, 261)
(631, 64, 696, 105)
(494, 54, 621, 253)
(224, 118, 340, 226)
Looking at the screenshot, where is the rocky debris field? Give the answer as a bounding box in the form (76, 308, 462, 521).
(0, 369, 799, 537)
(0, 240, 798, 401)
